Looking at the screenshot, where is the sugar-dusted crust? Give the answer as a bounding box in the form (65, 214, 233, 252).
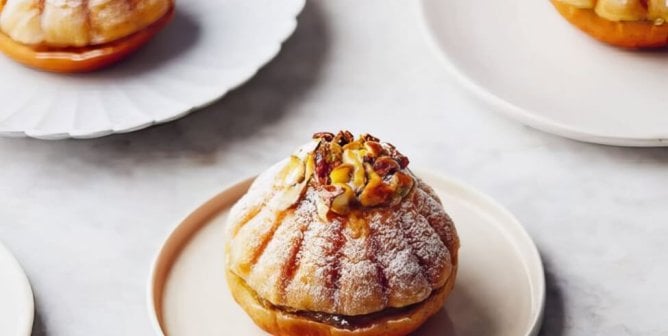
(226, 264, 457, 336)
(552, 0, 668, 48)
(225, 155, 460, 317)
(0, 0, 173, 47)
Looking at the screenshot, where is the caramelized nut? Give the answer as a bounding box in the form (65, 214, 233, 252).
(362, 134, 380, 142)
(300, 131, 415, 213)
(316, 185, 340, 220)
(342, 140, 364, 151)
(359, 163, 393, 207)
(313, 132, 334, 141)
(334, 130, 355, 145)
(364, 141, 384, 158)
(330, 142, 343, 159)
(331, 184, 355, 215)
(342, 149, 367, 192)
(305, 153, 315, 181)
(330, 163, 354, 184)
(373, 157, 400, 176)
(390, 171, 415, 203)
(314, 143, 332, 184)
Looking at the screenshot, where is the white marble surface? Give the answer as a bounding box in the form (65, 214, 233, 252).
(0, 1, 667, 335)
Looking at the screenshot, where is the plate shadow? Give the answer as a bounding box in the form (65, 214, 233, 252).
(1, 1, 330, 168)
(539, 257, 566, 336)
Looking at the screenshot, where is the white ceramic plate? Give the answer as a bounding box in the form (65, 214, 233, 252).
(0, 241, 34, 336)
(421, 0, 668, 146)
(0, 0, 305, 140)
(148, 171, 545, 336)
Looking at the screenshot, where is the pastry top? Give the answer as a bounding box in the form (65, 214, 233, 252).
(0, 0, 172, 47)
(226, 131, 460, 317)
(557, 0, 668, 23)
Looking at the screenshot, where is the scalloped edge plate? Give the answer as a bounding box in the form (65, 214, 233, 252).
(147, 170, 545, 336)
(0, 0, 305, 140)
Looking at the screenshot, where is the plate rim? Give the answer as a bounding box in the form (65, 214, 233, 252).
(147, 169, 546, 336)
(0, 241, 34, 336)
(0, 0, 306, 140)
(418, 0, 668, 147)
(418, 169, 545, 336)
(146, 176, 254, 336)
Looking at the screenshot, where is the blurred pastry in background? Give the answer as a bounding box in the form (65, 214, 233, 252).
(551, 0, 668, 48)
(0, 0, 174, 72)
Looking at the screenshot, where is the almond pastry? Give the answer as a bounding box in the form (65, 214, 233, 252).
(552, 0, 668, 48)
(225, 131, 460, 336)
(0, 0, 174, 72)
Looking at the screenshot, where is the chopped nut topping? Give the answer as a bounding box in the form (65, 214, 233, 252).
(309, 131, 415, 215)
(279, 132, 415, 217)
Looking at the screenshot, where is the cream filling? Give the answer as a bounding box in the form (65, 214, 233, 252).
(0, 0, 171, 47)
(233, 270, 447, 330)
(557, 0, 668, 23)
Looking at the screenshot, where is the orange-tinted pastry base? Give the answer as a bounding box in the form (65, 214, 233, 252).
(226, 266, 457, 336)
(0, 6, 174, 73)
(551, 0, 668, 48)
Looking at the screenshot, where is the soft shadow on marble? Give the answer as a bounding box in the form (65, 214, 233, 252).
(77, 8, 202, 78)
(31, 300, 47, 336)
(0, 0, 329, 166)
(540, 257, 565, 336)
(88, 0, 330, 156)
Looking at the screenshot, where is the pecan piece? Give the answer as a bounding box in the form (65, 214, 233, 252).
(313, 132, 335, 141)
(373, 156, 400, 176)
(334, 130, 354, 146)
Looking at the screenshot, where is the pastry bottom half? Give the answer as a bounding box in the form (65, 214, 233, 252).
(226, 266, 457, 336)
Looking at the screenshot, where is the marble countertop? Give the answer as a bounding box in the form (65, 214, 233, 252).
(1, 1, 667, 335)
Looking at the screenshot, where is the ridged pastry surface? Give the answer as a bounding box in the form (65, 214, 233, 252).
(556, 0, 668, 22)
(0, 0, 172, 47)
(225, 132, 460, 317)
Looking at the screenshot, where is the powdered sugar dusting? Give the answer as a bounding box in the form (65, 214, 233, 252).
(246, 206, 307, 304)
(414, 181, 460, 258)
(226, 161, 285, 239)
(368, 208, 432, 308)
(336, 225, 386, 315)
(398, 206, 451, 287)
(226, 160, 459, 316)
(283, 188, 342, 313)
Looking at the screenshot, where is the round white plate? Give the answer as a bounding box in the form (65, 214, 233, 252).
(0, 0, 305, 140)
(421, 0, 668, 146)
(0, 241, 34, 336)
(148, 171, 545, 336)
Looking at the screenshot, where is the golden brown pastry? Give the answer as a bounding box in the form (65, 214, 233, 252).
(225, 131, 460, 336)
(0, 0, 174, 72)
(551, 0, 668, 48)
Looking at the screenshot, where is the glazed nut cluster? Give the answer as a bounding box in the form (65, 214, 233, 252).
(558, 0, 668, 23)
(310, 131, 415, 215)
